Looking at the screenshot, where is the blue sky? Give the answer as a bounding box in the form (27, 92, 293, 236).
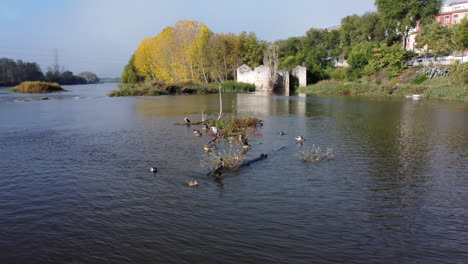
(0, 0, 376, 77)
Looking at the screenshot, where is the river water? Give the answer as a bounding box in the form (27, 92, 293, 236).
(0, 83, 466, 263)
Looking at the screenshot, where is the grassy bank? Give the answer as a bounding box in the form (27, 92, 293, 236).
(108, 81, 254, 97)
(11, 81, 64, 93)
(298, 67, 467, 101)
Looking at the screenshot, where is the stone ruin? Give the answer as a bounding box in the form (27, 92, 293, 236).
(237, 64, 307, 96)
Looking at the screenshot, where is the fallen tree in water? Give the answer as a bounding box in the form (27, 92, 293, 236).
(204, 146, 286, 176)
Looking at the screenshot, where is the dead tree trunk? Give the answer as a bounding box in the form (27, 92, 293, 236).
(263, 44, 279, 90)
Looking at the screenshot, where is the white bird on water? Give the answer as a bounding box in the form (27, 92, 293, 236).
(295, 136, 305, 143)
(210, 127, 220, 136)
(186, 180, 199, 186)
(405, 94, 422, 99)
(184, 117, 191, 123)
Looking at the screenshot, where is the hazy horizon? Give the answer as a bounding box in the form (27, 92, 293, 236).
(1, 0, 376, 77)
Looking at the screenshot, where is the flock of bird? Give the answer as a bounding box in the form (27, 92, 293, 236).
(149, 116, 306, 187)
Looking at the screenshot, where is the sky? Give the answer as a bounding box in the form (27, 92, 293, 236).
(0, 0, 377, 77)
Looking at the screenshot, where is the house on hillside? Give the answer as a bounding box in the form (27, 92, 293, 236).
(406, 1, 468, 64)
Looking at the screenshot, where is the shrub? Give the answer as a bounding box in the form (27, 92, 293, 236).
(212, 115, 261, 137)
(410, 74, 428, 84)
(331, 67, 348, 80)
(109, 81, 254, 96)
(13, 81, 64, 93)
(201, 143, 248, 173)
(220, 81, 255, 93)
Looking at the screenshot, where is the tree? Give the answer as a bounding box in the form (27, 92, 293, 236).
(0, 58, 45, 85)
(375, 0, 443, 49)
(61, 71, 75, 85)
(133, 20, 212, 83)
(365, 43, 412, 75)
(416, 20, 454, 58)
(277, 37, 302, 69)
(263, 43, 279, 89)
(45, 67, 62, 83)
(453, 18, 468, 62)
(237, 31, 266, 68)
(77, 72, 99, 84)
(206, 33, 242, 82)
(121, 53, 142, 83)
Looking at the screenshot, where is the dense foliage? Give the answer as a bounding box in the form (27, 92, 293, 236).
(123, 1, 466, 91)
(121, 20, 265, 84)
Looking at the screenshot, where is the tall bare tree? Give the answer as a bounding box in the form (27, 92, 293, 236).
(263, 44, 279, 90)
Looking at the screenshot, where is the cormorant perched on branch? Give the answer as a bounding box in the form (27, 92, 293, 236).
(239, 134, 251, 147)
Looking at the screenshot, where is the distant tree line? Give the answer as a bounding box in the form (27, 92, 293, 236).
(123, 0, 468, 85)
(0, 57, 99, 86)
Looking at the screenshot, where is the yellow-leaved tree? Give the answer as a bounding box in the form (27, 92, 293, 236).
(134, 20, 213, 83)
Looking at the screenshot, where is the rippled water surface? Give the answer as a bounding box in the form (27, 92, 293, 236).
(0, 84, 467, 263)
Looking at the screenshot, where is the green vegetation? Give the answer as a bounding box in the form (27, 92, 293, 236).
(298, 65, 468, 100)
(44, 68, 99, 85)
(211, 114, 261, 137)
(108, 81, 254, 97)
(376, 0, 442, 48)
(219, 81, 255, 93)
(201, 143, 247, 172)
(119, 1, 466, 100)
(12, 81, 64, 93)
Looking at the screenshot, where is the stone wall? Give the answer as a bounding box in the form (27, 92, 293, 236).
(253, 65, 271, 92)
(237, 64, 294, 95)
(237, 64, 256, 85)
(292, 66, 307, 87)
(276, 70, 290, 96)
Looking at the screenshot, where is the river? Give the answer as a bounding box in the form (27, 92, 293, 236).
(0, 83, 466, 263)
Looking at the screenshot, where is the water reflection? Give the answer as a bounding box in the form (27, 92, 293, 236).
(1, 86, 467, 263)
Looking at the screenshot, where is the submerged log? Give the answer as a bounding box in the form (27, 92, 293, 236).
(174, 118, 212, 125)
(206, 146, 286, 176)
(239, 153, 268, 168)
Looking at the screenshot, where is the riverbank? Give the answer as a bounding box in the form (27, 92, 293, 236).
(10, 81, 65, 93)
(298, 67, 468, 101)
(108, 81, 254, 97)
